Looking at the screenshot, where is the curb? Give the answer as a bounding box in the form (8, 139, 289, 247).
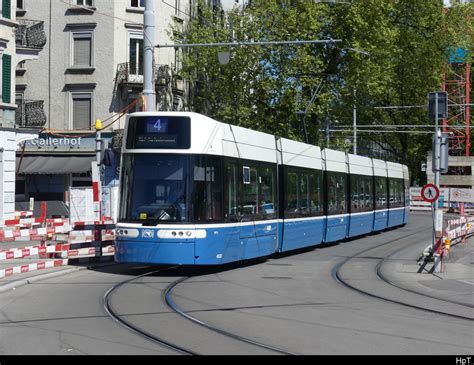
(0, 267, 85, 293)
(0, 256, 116, 294)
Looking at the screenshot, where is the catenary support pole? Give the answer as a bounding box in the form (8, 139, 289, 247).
(143, 0, 156, 112)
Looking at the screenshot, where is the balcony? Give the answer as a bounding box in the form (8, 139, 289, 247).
(15, 100, 47, 129)
(16, 19, 47, 49)
(116, 63, 177, 88)
(115, 62, 143, 87)
(155, 64, 172, 87)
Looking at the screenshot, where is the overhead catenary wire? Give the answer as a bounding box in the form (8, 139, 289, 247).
(329, 124, 474, 129)
(324, 129, 433, 134)
(41, 98, 140, 138)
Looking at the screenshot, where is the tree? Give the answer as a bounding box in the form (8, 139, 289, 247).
(171, 0, 469, 184)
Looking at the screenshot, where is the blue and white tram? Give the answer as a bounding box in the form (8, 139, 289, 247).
(115, 111, 409, 265)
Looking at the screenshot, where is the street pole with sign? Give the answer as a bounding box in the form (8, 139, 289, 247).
(428, 92, 448, 263)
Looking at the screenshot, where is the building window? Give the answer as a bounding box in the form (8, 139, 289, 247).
(2, 54, 11, 103)
(16, 0, 24, 11)
(129, 33, 143, 75)
(71, 92, 92, 130)
(130, 0, 144, 7)
(72, 32, 93, 67)
(76, 0, 93, 6)
(2, 0, 11, 19)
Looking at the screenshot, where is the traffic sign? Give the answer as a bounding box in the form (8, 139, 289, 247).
(421, 183, 440, 203)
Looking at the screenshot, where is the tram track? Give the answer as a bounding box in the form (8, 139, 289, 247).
(163, 276, 299, 355)
(103, 266, 297, 355)
(103, 266, 197, 355)
(332, 226, 474, 322)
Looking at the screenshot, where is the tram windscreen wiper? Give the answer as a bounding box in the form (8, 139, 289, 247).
(143, 195, 185, 226)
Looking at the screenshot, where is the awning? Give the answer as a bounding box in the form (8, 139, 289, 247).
(16, 155, 96, 174)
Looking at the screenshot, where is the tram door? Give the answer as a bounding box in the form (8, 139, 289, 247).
(239, 164, 278, 260)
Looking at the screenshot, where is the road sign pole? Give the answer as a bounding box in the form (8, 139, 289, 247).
(433, 95, 442, 254)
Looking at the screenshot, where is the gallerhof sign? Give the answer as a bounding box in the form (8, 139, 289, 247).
(29, 136, 82, 147)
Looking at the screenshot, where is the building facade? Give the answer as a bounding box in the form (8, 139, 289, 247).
(0, 0, 43, 224)
(14, 0, 191, 216)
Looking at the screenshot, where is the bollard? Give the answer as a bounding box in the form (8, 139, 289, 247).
(444, 238, 451, 256)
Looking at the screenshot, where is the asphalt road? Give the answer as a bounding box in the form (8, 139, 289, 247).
(0, 212, 472, 355)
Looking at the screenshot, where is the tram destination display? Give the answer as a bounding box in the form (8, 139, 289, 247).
(126, 116, 191, 149)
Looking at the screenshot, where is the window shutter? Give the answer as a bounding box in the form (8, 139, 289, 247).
(73, 97, 91, 129)
(74, 37, 91, 66)
(2, 0, 11, 19)
(2, 54, 11, 104)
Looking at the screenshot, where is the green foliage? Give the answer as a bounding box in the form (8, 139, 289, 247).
(171, 0, 472, 184)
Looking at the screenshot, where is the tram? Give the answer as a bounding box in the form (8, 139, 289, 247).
(115, 112, 409, 265)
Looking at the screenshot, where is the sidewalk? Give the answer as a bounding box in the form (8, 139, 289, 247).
(383, 238, 473, 307)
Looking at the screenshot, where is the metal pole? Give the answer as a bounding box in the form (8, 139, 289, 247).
(95, 129, 102, 217)
(143, 0, 156, 112)
(353, 88, 357, 154)
(433, 95, 441, 254)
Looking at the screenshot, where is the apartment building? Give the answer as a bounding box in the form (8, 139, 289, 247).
(14, 0, 190, 213)
(0, 0, 42, 224)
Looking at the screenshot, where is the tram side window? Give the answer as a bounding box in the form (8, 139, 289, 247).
(398, 179, 405, 206)
(299, 173, 310, 215)
(404, 179, 410, 207)
(285, 171, 299, 218)
(193, 156, 223, 222)
(224, 159, 240, 222)
(259, 165, 277, 219)
(375, 176, 387, 210)
(389, 178, 404, 208)
(364, 176, 374, 211)
(350, 175, 360, 212)
(284, 167, 323, 218)
(241, 162, 276, 221)
(350, 174, 373, 213)
(310, 171, 323, 216)
(327, 172, 347, 215)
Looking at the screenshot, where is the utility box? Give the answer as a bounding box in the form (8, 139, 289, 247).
(432, 133, 449, 174)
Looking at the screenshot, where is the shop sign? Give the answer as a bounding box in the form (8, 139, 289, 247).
(29, 136, 82, 147)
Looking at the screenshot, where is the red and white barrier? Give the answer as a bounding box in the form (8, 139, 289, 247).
(0, 224, 72, 242)
(445, 215, 474, 241)
(14, 211, 33, 218)
(0, 259, 69, 279)
(0, 243, 114, 260)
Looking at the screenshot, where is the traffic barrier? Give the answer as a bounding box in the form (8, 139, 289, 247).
(13, 211, 34, 218)
(0, 259, 69, 279)
(439, 215, 473, 271)
(0, 224, 72, 242)
(0, 243, 114, 260)
(417, 214, 473, 273)
(0, 205, 116, 279)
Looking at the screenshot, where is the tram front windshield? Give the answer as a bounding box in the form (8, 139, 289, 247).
(119, 154, 189, 224)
